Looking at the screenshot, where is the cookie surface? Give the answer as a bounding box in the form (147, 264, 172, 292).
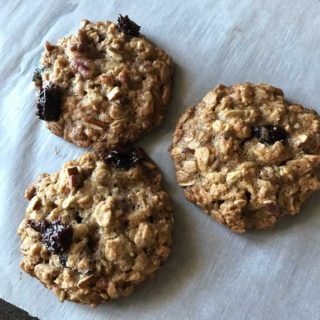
(171, 83, 320, 232)
(34, 17, 173, 147)
(18, 147, 173, 306)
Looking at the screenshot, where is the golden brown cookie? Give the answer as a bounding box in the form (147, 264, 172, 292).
(18, 146, 173, 306)
(33, 16, 174, 147)
(171, 83, 320, 232)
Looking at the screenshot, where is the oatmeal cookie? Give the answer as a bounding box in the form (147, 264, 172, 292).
(33, 16, 174, 147)
(18, 146, 173, 306)
(171, 83, 320, 232)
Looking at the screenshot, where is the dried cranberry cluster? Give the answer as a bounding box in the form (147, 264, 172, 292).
(100, 145, 145, 170)
(28, 219, 73, 254)
(116, 14, 141, 36)
(35, 83, 62, 121)
(251, 125, 288, 144)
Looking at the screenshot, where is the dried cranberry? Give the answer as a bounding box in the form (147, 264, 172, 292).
(36, 83, 62, 121)
(29, 219, 73, 254)
(116, 14, 141, 36)
(100, 145, 144, 170)
(251, 125, 288, 144)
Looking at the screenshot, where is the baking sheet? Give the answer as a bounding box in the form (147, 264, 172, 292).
(1, 0, 320, 319)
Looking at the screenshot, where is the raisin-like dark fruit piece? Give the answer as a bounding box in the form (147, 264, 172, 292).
(36, 83, 62, 121)
(251, 125, 288, 144)
(100, 145, 145, 170)
(29, 219, 73, 254)
(116, 14, 141, 36)
(42, 220, 73, 254)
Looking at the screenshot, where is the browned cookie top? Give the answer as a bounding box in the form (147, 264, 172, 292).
(34, 16, 174, 147)
(18, 147, 173, 306)
(171, 83, 320, 232)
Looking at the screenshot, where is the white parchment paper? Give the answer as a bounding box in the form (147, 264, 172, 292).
(1, 0, 320, 319)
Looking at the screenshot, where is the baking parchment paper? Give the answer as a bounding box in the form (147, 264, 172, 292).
(1, 0, 320, 319)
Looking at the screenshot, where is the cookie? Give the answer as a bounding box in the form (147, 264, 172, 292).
(18, 146, 173, 306)
(33, 16, 174, 147)
(170, 83, 320, 232)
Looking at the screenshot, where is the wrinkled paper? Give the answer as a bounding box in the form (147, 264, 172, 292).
(1, 0, 320, 319)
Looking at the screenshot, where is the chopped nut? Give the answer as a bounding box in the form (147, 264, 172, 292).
(118, 69, 129, 88)
(67, 167, 79, 176)
(107, 86, 122, 101)
(32, 198, 41, 210)
(181, 147, 195, 154)
(68, 175, 82, 188)
(70, 56, 96, 79)
(77, 275, 94, 288)
(179, 181, 195, 186)
(84, 117, 108, 129)
(99, 74, 114, 86)
(45, 41, 56, 52)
